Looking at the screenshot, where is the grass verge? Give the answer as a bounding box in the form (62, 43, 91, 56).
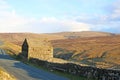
(0, 67, 16, 80)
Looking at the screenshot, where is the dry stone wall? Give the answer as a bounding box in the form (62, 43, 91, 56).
(29, 58, 120, 80)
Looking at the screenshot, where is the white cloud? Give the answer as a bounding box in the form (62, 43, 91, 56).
(0, 0, 30, 32)
(111, 0, 120, 18)
(61, 20, 91, 31)
(71, 0, 120, 33)
(28, 17, 91, 33)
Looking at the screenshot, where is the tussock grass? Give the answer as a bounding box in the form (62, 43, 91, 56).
(0, 67, 16, 80)
(0, 41, 21, 55)
(52, 35, 120, 68)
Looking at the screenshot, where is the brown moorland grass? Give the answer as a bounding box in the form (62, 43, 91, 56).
(0, 67, 16, 80)
(52, 35, 120, 68)
(49, 31, 114, 38)
(0, 41, 21, 55)
(0, 33, 65, 46)
(0, 31, 114, 46)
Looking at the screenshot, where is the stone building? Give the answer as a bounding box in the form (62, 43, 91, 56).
(22, 38, 29, 58)
(22, 38, 53, 60)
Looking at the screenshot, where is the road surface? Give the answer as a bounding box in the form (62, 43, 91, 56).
(0, 48, 69, 80)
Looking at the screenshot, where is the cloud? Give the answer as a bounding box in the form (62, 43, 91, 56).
(73, 0, 120, 33)
(60, 20, 91, 32)
(0, 0, 30, 32)
(26, 17, 91, 33)
(111, 0, 120, 18)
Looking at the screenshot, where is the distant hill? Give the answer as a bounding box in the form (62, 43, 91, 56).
(0, 33, 65, 46)
(49, 31, 116, 39)
(0, 31, 115, 45)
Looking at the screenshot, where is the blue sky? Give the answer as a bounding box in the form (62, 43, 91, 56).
(0, 0, 120, 33)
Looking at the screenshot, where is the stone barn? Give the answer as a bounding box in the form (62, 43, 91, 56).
(22, 38, 29, 58)
(22, 38, 53, 60)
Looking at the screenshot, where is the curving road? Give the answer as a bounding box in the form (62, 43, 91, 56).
(0, 46, 69, 80)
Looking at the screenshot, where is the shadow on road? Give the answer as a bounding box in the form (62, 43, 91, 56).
(13, 61, 68, 80)
(0, 54, 14, 61)
(13, 62, 46, 80)
(0, 53, 42, 79)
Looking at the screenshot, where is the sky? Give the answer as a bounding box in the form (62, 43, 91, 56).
(0, 0, 120, 33)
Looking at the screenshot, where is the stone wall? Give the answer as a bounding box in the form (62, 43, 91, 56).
(28, 46, 53, 60)
(29, 58, 120, 80)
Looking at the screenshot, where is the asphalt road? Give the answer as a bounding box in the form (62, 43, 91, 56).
(0, 48, 69, 80)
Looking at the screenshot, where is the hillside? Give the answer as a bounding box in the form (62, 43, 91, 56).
(0, 31, 119, 69)
(52, 35, 120, 69)
(0, 31, 113, 46)
(0, 31, 115, 45)
(0, 33, 65, 46)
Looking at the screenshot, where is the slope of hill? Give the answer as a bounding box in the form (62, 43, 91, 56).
(0, 33, 65, 46)
(0, 31, 115, 45)
(0, 31, 119, 69)
(52, 35, 120, 69)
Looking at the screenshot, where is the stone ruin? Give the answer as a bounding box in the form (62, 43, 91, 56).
(21, 38, 53, 60)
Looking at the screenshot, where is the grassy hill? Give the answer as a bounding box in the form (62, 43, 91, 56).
(52, 35, 120, 69)
(0, 31, 119, 69)
(0, 31, 115, 45)
(49, 31, 115, 39)
(0, 33, 65, 46)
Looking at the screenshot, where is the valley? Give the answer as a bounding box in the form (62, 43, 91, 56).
(0, 31, 120, 80)
(0, 31, 119, 69)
